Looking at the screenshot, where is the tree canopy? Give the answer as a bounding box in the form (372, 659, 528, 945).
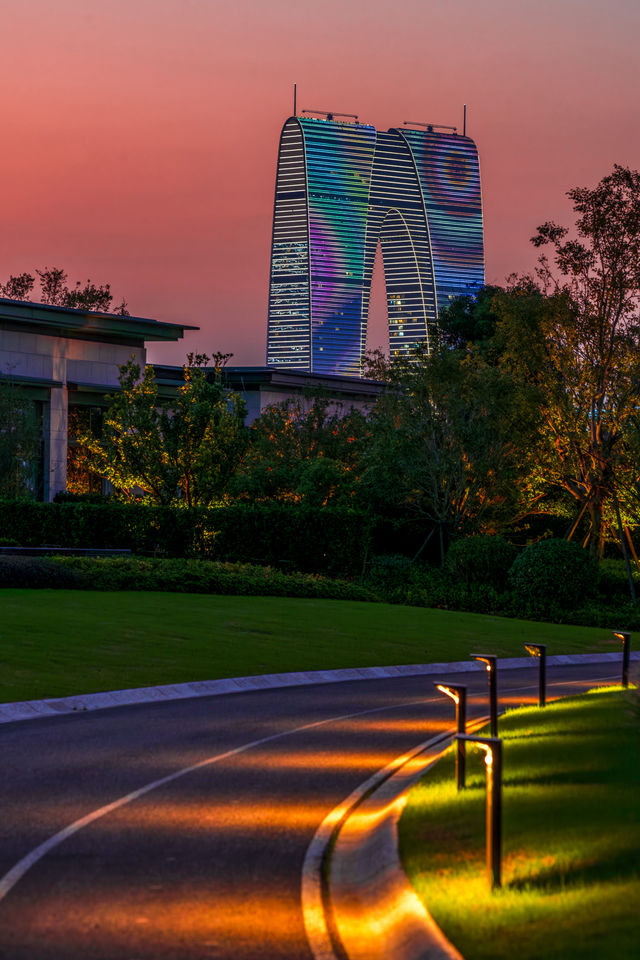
(492, 165, 640, 558)
(78, 354, 247, 506)
(1, 267, 129, 314)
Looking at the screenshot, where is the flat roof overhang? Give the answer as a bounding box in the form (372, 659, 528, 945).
(0, 298, 199, 344)
(153, 365, 386, 398)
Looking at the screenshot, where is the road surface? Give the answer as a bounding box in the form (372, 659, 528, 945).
(0, 661, 616, 960)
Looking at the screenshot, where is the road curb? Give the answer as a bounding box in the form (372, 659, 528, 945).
(309, 660, 637, 960)
(0, 652, 636, 725)
(328, 734, 467, 960)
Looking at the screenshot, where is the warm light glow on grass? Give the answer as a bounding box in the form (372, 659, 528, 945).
(398, 687, 640, 960)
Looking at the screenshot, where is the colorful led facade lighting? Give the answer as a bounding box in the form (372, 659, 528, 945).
(266, 115, 485, 377)
(397, 126, 484, 314)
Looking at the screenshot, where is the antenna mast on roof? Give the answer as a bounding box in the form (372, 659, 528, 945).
(293, 83, 297, 116)
(402, 121, 457, 133)
(301, 109, 359, 123)
(463, 104, 467, 136)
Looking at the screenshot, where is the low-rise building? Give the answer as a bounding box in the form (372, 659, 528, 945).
(0, 299, 383, 500)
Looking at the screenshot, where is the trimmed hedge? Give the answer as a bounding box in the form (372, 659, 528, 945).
(364, 554, 414, 601)
(0, 500, 373, 575)
(0, 556, 83, 589)
(445, 535, 517, 590)
(508, 538, 600, 612)
(1, 555, 378, 601)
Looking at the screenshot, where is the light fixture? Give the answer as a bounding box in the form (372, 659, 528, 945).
(524, 643, 547, 707)
(471, 654, 498, 736)
(613, 631, 631, 688)
(456, 734, 503, 889)
(435, 683, 467, 790)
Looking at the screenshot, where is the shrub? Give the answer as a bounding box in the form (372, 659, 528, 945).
(0, 556, 82, 589)
(445, 536, 517, 590)
(406, 565, 504, 614)
(0, 501, 373, 575)
(41, 556, 379, 602)
(597, 558, 640, 602)
(508, 538, 599, 612)
(364, 554, 414, 601)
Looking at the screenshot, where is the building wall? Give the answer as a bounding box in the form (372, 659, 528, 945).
(266, 116, 485, 377)
(255, 385, 379, 422)
(0, 326, 145, 500)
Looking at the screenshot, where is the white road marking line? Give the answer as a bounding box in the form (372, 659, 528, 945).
(0, 695, 439, 903)
(0, 670, 616, 909)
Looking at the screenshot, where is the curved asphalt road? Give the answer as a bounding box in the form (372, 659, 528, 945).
(0, 661, 617, 960)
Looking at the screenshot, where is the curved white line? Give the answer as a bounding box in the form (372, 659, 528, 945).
(1, 671, 617, 910)
(0, 694, 440, 903)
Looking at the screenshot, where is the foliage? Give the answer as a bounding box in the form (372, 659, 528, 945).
(233, 397, 367, 506)
(436, 284, 503, 354)
(0, 380, 41, 499)
(77, 354, 248, 506)
(364, 554, 414, 601)
(0, 500, 373, 575)
(508, 538, 600, 611)
(1, 266, 129, 314)
(361, 344, 527, 563)
(0, 556, 82, 589)
(444, 535, 517, 590)
(36, 556, 378, 601)
(493, 165, 640, 558)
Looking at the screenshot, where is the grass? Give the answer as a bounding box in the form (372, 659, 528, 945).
(398, 687, 640, 960)
(0, 589, 624, 703)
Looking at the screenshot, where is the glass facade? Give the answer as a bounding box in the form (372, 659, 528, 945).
(267, 117, 484, 377)
(397, 128, 484, 313)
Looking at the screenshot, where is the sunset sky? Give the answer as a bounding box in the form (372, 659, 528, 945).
(2, 0, 639, 366)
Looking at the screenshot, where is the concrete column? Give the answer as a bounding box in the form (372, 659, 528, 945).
(44, 385, 68, 501)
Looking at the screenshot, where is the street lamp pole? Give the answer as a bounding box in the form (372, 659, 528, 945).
(524, 643, 547, 707)
(613, 631, 631, 688)
(435, 683, 467, 789)
(456, 735, 503, 889)
(471, 654, 498, 736)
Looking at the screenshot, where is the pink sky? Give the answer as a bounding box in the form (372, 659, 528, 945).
(1, 0, 639, 365)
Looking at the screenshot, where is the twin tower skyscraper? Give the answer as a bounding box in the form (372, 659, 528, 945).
(266, 115, 484, 378)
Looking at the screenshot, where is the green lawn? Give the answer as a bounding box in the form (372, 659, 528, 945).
(0, 589, 623, 703)
(398, 687, 640, 960)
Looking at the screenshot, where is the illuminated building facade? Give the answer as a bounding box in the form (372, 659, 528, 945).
(266, 116, 484, 377)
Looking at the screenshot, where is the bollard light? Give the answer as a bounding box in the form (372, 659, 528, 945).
(471, 654, 498, 736)
(613, 631, 631, 688)
(435, 683, 467, 790)
(456, 734, 503, 889)
(524, 643, 547, 707)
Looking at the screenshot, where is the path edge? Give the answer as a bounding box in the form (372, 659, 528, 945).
(1, 652, 636, 724)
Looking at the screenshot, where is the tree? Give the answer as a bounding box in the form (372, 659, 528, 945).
(361, 344, 524, 564)
(78, 354, 247, 506)
(437, 284, 503, 354)
(1, 267, 129, 315)
(494, 165, 640, 561)
(0, 380, 41, 499)
(233, 397, 367, 507)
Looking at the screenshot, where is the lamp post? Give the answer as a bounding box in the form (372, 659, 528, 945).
(613, 631, 631, 688)
(456, 735, 503, 889)
(434, 683, 467, 790)
(524, 643, 547, 707)
(471, 654, 498, 736)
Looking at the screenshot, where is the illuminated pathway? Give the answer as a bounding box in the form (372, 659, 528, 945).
(0, 661, 618, 959)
